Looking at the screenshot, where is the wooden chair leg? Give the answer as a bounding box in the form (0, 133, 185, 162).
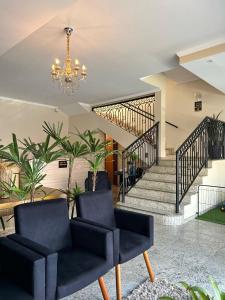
(143, 251, 155, 282)
(115, 264, 122, 300)
(98, 276, 110, 300)
(0, 217, 5, 231)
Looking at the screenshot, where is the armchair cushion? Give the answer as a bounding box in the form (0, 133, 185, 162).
(0, 279, 33, 300)
(76, 190, 116, 228)
(0, 237, 45, 300)
(57, 248, 110, 299)
(14, 198, 72, 252)
(119, 230, 151, 263)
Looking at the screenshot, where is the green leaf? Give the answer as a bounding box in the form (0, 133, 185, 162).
(209, 277, 222, 300)
(192, 286, 210, 300)
(159, 297, 175, 300)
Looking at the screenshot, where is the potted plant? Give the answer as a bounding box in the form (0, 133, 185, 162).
(208, 112, 224, 159)
(70, 182, 82, 218)
(0, 133, 63, 202)
(43, 122, 89, 203)
(77, 129, 118, 192)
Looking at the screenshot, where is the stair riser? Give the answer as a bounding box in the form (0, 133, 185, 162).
(149, 166, 208, 176)
(125, 196, 177, 213)
(143, 172, 176, 182)
(136, 180, 199, 193)
(129, 188, 177, 201)
(129, 188, 193, 203)
(117, 203, 185, 225)
(159, 160, 176, 167)
(143, 172, 203, 184)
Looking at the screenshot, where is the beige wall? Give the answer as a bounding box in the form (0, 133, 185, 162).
(69, 111, 135, 148)
(166, 79, 225, 150)
(0, 99, 69, 190)
(0, 99, 68, 144)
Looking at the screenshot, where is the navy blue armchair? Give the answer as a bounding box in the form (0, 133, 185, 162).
(8, 198, 114, 300)
(76, 190, 155, 300)
(85, 171, 111, 192)
(0, 237, 45, 300)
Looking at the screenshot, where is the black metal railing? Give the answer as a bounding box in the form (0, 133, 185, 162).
(121, 122, 159, 202)
(92, 94, 155, 137)
(176, 116, 225, 213)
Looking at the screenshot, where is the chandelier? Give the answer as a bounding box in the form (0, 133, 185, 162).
(51, 27, 87, 95)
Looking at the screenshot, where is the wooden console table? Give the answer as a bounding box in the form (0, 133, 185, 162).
(0, 188, 64, 230)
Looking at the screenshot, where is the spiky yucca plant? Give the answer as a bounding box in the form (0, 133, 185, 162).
(43, 122, 89, 202)
(77, 129, 117, 191)
(0, 133, 63, 201)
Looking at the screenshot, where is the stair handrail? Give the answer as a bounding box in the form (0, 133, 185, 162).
(123, 102, 178, 129)
(175, 116, 225, 213)
(122, 122, 159, 202)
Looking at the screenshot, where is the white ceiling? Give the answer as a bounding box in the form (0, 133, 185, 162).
(0, 0, 225, 115)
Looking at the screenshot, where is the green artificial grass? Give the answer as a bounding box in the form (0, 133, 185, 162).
(197, 207, 225, 225)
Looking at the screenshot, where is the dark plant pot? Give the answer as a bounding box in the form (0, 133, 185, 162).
(208, 144, 223, 159)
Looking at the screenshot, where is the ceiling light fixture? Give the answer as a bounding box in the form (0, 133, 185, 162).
(51, 27, 87, 95)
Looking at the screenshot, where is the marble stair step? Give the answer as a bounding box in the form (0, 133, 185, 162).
(124, 195, 179, 213)
(117, 202, 184, 225)
(135, 179, 199, 193)
(142, 172, 205, 184)
(149, 165, 209, 175)
(128, 186, 194, 202)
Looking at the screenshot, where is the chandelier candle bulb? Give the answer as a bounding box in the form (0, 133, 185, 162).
(50, 27, 87, 95)
(55, 58, 60, 65)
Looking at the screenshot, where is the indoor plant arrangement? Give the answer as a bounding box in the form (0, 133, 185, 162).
(43, 122, 89, 203)
(77, 129, 118, 191)
(160, 277, 225, 300)
(0, 133, 63, 202)
(208, 112, 224, 159)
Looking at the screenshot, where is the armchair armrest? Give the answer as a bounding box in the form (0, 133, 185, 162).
(70, 219, 114, 266)
(114, 208, 154, 244)
(8, 234, 58, 300)
(74, 217, 119, 265)
(0, 237, 45, 299)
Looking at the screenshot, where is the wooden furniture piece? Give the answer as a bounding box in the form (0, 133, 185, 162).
(0, 188, 63, 230)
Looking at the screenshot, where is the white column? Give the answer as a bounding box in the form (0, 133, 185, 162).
(141, 74, 167, 158)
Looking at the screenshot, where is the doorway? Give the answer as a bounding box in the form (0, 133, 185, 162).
(105, 135, 118, 185)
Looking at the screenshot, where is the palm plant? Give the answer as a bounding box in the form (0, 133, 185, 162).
(77, 130, 117, 191)
(208, 112, 224, 159)
(0, 133, 63, 202)
(43, 122, 89, 202)
(160, 277, 225, 300)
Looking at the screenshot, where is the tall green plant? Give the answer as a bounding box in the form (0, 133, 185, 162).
(43, 122, 89, 201)
(0, 133, 63, 201)
(77, 130, 117, 191)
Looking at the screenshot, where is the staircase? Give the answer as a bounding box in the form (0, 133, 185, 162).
(93, 96, 225, 225)
(117, 157, 211, 225)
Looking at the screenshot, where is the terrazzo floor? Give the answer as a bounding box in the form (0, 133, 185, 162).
(1, 219, 225, 299)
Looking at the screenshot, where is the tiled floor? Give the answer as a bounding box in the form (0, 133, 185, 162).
(1, 219, 225, 299)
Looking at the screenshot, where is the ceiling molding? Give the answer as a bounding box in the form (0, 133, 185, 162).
(178, 43, 225, 64)
(0, 96, 58, 109)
